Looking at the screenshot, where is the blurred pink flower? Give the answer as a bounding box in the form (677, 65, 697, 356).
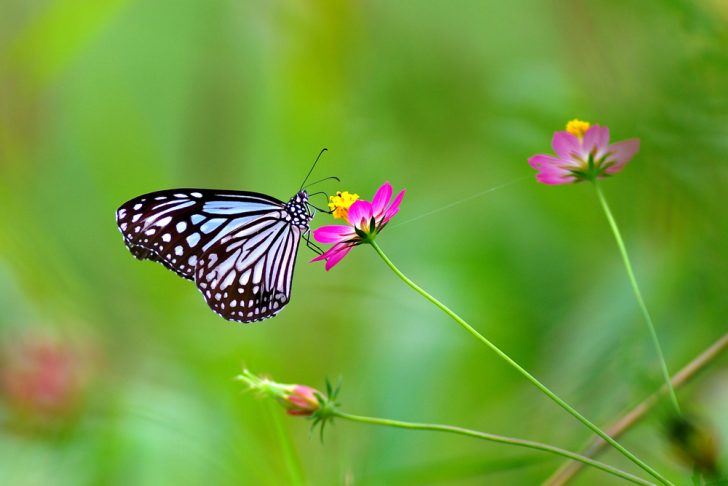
(528, 119, 640, 185)
(311, 181, 405, 270)
(0, 336, 89, 420)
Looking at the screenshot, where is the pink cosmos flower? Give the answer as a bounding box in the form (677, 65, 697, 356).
(528, 119, 640, 185)
(311, 182, 406, 270)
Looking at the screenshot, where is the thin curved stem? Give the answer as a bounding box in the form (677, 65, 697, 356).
(593, 181, 680, 414)
(266, 400, 305, 485)
(369, 240, 671, 486)
(334, 411, 654, 485)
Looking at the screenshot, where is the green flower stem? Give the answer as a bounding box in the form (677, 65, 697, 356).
(593, 181, 680, 415)
(334, 411, 654, 486)
(266, 400, 305, 486)
(369, 240, 671, 486)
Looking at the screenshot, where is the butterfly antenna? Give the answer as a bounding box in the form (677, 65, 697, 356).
(302, 175, 340, 190)
(299, 148, 328, 191)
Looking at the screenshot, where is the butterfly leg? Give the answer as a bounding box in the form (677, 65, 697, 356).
(307, 193, 335, 214)
(303, 229, 324, 255)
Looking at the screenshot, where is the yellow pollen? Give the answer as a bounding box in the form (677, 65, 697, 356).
(566, 119, 591, 139)
(328, 191, 359, 220)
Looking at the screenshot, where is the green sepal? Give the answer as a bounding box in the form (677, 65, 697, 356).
(354, 227, 368, 239)
(309, 378, 343, 443)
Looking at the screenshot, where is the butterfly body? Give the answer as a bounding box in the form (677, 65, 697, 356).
(116, 188, 313, 323)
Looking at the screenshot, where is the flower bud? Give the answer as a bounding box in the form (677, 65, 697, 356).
(236, 370, 323, 417)
(667, 414, 720, 477)
(282, 385, 322, 416)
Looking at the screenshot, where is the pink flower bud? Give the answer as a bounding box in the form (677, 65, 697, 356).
(237, 370, 328, 418)
(283, 385, 322, 416)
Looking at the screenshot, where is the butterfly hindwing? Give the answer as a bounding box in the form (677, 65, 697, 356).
(195, 216, 302, 322)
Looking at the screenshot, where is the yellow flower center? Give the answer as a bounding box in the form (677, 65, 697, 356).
(328, 191, 359, 220)
(566, 119, 591, 139)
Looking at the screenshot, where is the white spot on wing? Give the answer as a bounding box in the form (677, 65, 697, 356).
(252, 260, 264, 285)
(201, 219, 225, 234)
(156, 216, 172, 227)
(221, 271, 236, 290)
(187, 233, 200, 247)
(203, 201, 276, 214)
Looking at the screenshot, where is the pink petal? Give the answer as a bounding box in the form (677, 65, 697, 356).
(551, 131, 581, 160)
(325, 246, 352, 270)
(583, 125, 610, 159)
(605, 138, 640, 174)
(313, 225, 354, 244)
(347, 200, 373, 228)
(533, 162, 577, 185)
(371, 182, 393, 218)
(311, 244, 342, 263)
(383, 189, 405, 222)
(310, 252, 329, 263)
(528, 154, 568, 170)
(536, 172, 577, 185)
(311, 243, 352, 271)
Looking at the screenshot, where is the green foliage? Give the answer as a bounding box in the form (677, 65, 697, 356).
(1, 0, 727, 484)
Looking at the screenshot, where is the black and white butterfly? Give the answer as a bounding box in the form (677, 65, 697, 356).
(115, 152, 330, 323)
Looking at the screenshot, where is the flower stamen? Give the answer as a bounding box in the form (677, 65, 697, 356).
(566, 118, 591, 140)
(328, 191, 359, 220)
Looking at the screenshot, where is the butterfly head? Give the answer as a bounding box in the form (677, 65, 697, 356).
(285, 191, 313, 229)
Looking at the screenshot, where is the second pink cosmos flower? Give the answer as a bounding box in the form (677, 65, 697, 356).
(528, 121, 640, 185)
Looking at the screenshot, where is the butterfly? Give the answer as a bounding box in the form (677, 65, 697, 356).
(115, 151, 331, 323)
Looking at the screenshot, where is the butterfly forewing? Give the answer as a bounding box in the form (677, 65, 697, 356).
(116, 188, 310, 323)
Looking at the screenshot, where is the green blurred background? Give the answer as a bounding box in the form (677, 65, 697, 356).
(1, 0, 727, 484)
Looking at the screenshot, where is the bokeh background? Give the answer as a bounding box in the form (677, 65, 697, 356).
(1, 0, 727, 484)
